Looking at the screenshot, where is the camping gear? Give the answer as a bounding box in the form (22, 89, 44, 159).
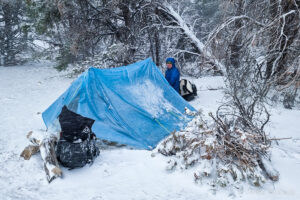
(58, 105, 95, 142)
(56, 106, 99, 169)
(56, 136, 99, 169)
(42, 58, 196, 150)
(180, 79, 197, 101)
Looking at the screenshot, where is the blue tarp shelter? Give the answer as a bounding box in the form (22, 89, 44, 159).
(42, 58, 196, 149)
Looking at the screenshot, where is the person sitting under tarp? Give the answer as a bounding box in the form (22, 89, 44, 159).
(165, 58, 197, 101)
(165, 57, 180, 93)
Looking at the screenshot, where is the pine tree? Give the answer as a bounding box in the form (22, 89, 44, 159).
(0, 0, 28, 66)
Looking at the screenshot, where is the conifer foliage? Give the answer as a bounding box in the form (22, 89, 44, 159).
(0, 0, 29, 66)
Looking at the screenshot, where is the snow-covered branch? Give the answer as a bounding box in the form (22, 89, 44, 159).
(158, 2, 226, 74)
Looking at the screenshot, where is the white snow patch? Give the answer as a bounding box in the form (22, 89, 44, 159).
(204, 137, 215, 146)
(127, 79, 179, 118)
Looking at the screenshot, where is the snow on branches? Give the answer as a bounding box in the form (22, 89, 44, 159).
(157, 108, 278, 189)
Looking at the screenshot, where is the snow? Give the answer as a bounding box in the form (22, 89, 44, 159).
(182, 75, 225, 115)
(127, 79, 178, 118)
(0, 63, 300, 199)
(32, 40, 50, 49)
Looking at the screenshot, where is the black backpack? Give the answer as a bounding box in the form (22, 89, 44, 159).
(180, 79, 197, 101)
(56, 134, 99, 169)
(56, 106, 100, 169)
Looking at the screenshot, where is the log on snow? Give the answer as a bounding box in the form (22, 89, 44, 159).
(22, 131, 62, 183)
(20, 145, 40, 160)
(260, 157, 279, 181)
(39, 137, 62, 183)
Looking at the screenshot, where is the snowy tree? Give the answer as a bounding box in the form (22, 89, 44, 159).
(32, 0, 158, 68)
(206, 0, 300, 108)
(0, 0, 29, 66)
(25, 0, 71, 69)
(22, 0, 224, 72)
(154, 0, 224, 75)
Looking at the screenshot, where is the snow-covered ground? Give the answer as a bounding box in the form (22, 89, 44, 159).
(0, 63, 299, 200)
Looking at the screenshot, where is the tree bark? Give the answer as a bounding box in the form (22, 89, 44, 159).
(266, 0, 300, 79)
(21, 131, 62, 183)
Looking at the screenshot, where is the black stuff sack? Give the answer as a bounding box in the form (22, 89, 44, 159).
(58, 105, 95, 142)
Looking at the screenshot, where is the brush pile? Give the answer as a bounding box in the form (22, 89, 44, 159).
(157, 108, 278, 189)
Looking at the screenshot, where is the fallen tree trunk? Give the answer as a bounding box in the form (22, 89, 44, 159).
(21, 131, 62, 183)
(260, 157, 279, 181)
(40, 137, 62, 183)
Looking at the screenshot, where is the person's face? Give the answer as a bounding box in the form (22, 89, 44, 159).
(166, 63, 173, 69)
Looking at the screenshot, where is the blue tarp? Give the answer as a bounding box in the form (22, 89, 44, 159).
(42, 58, 196, 149)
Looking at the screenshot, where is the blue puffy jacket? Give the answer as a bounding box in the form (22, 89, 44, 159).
(165, 58, 180, 93)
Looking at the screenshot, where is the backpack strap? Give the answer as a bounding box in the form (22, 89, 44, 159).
(192, 84, 197, 95)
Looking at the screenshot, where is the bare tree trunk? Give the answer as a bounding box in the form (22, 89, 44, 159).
(154, 29, 160, 65)
(2, 3, 16, 66)
(229, 0, 244, 68)
(266, 0, 300, 79)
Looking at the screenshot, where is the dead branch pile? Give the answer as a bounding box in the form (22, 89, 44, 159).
(157, 108, 278, 189)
